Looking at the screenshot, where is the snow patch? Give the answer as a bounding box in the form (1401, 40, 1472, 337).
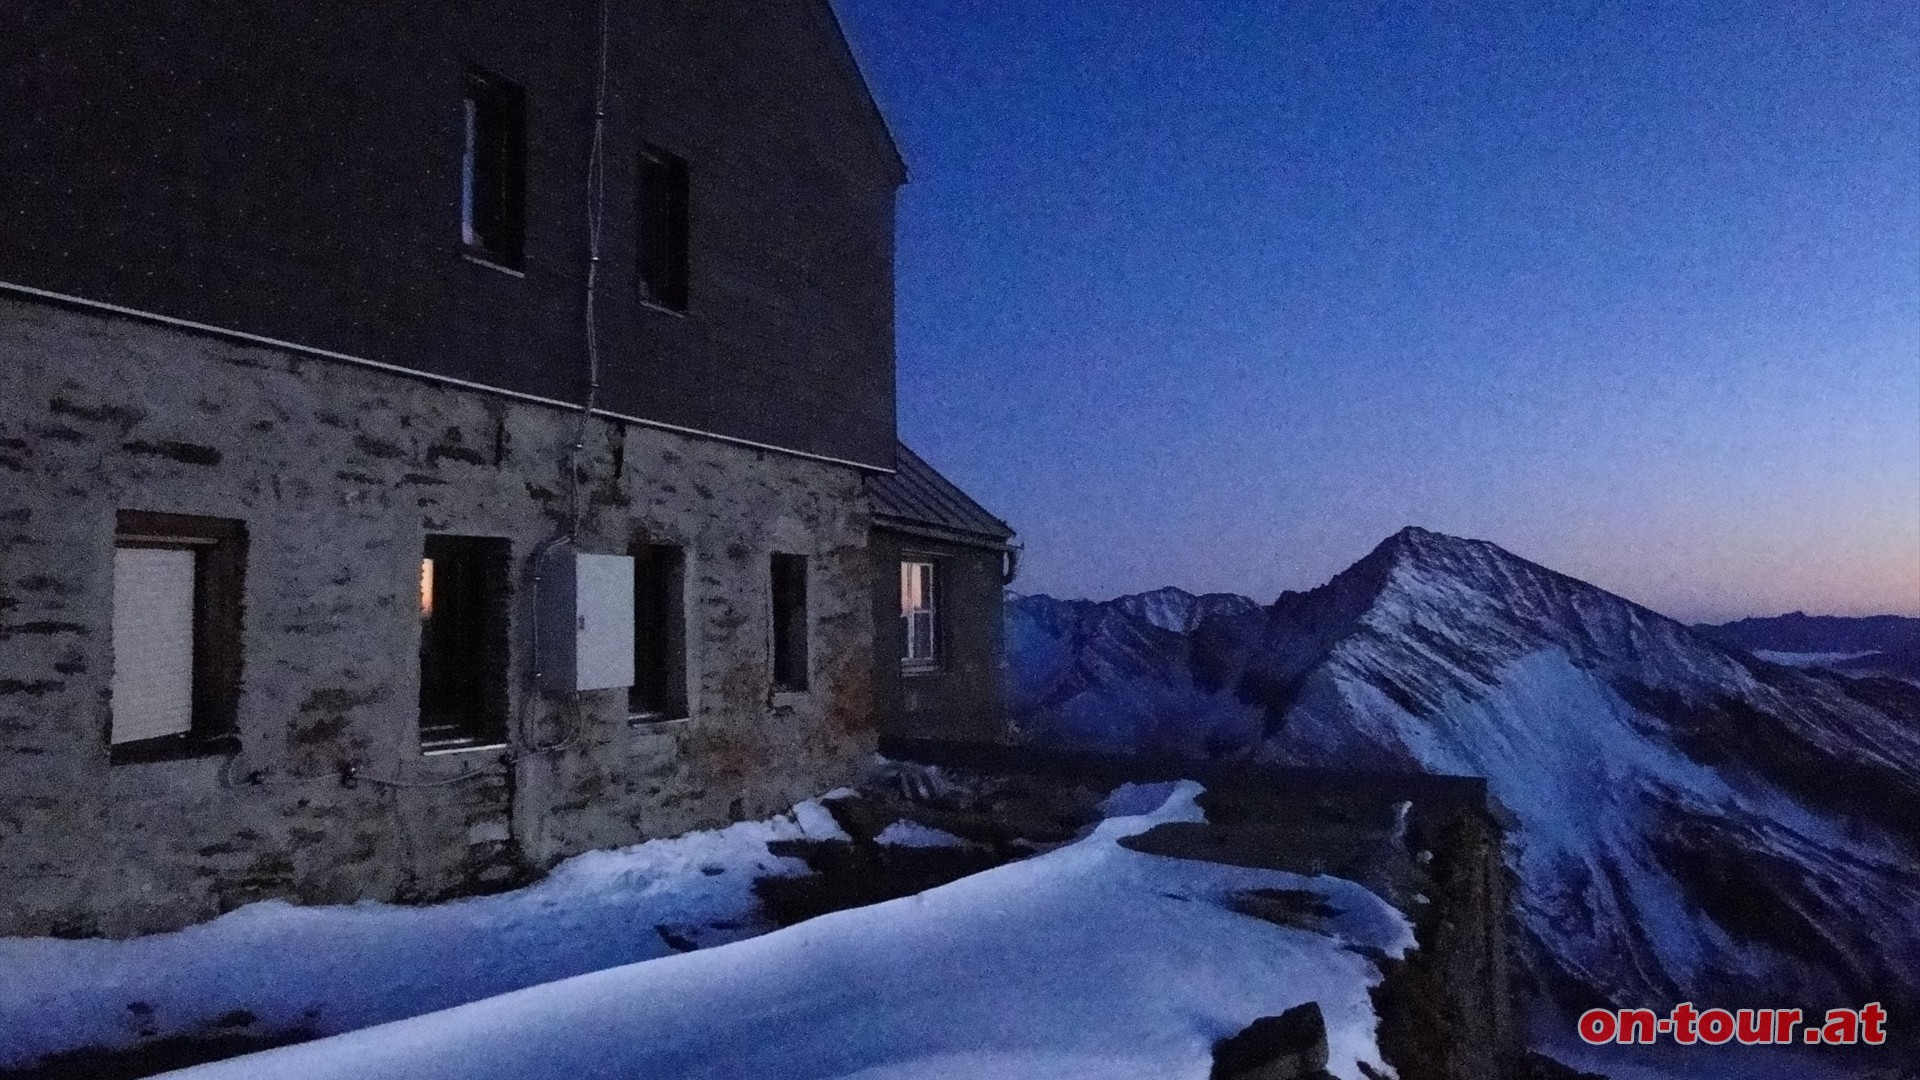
(1753, 649, 1879, 667)
(873, 821, 972, 849)
(1098, 780, 1183, 818)
(0, 798, 849, 1071)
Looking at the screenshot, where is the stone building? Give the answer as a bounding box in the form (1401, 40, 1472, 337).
(0, 1, 1007, 937)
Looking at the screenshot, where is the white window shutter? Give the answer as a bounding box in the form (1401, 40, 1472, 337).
(112, 547, 196, 743)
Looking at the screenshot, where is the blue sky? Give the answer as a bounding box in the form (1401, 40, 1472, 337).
(833, 0, 1920, 622)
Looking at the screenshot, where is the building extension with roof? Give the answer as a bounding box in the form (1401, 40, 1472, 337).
(868, 443, 1019, 744)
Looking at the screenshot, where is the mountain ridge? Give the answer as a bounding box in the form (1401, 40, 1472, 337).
(1006, 527, 1920, 1027)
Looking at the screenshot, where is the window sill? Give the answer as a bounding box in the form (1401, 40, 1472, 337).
(901, 662, 942, 678)
(110, 732, 240, 766)
(637, 298, 690, 319)
(421, 740, 510, 758)
(461, 251, 527, 278)
(629, 713, 692, 730)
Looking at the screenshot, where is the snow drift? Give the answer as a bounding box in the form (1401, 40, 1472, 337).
(156, 782, 1411, 1080)
(0, 798, 854, 1071)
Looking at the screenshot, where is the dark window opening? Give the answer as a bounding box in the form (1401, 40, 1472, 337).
(637, 143, 690, 310)
(462, 69, 527, 269)
(630, 542, 687, 720)
(771, 553, 809, 692)
(419, 534, 511, 751)
(900, 559, 939, 672)
(110, 511, 247, 764)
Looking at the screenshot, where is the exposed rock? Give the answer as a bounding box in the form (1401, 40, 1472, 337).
(1210, 1001, 1331, 1080)
(1227, 887, 1340, 933)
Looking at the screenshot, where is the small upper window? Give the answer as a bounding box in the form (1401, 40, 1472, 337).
(637, 143, 690, 311)
(901, 560, 938, 671)
(111, 511, 247, 762)
(770, 553, 809, 692)
(462, 69, 527, 269)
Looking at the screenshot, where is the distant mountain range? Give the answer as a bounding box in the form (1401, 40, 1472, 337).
(1007, 527, 1920, 1026)
(1697, 611, 1920, 682)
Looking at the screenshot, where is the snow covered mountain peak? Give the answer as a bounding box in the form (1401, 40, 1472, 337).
(1114, 585, 1261, 634)
(1257, 526, 1782, 716)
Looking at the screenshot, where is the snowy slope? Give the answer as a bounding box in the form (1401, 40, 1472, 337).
(1009, 528, 1920, 1024)
(159, 783, 1412, 1080)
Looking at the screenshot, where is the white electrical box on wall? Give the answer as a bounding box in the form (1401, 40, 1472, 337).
(536, 546, 635, 694)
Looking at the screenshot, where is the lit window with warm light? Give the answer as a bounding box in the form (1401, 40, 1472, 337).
(901, 560, 937, 671)
(418, 535, 509, 751)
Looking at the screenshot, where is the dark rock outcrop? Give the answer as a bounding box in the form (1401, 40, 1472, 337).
(1211, 1001, 1332, 1080)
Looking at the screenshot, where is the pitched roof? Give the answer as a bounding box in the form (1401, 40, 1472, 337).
(869, 442, 1015, 546)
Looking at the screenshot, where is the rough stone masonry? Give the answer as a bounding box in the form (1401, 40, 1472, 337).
(0, 296, 877, 937)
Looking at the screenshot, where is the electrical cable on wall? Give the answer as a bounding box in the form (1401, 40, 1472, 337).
(515, 0, 615, 762)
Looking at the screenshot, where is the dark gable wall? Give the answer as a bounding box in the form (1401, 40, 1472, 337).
(0, 0, 898, 467)
(871, 529, 1009, 744)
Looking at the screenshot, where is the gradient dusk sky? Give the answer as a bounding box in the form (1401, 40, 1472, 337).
(832, 0, 1920, 623)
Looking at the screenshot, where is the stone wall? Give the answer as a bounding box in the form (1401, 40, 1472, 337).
(1370, 809, 1516, 1080)
(0, 296, 877, 937)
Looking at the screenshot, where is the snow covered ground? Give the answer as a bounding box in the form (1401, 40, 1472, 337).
(90, 781, 1411, 1080)
(0, 797, 854, 1072)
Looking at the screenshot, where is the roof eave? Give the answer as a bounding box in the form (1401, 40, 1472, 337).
(874, 514, 1016, 551)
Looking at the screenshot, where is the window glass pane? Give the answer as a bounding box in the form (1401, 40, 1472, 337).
(772, 554, 808, 691)
(912, 611, 935, 660)
(420, 535, 510, 749)
(902, 562, 939, 666)
(631, 544, 687, 718)
(460, 101, 478, 247)
(638, 143, 690, 310)
(462, 71, 526, 267)
(901, 561, 935, 615)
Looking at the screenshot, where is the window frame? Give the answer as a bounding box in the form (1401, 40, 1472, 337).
(418, 534, 512, 753)
(900, 557, 941, 675)
(770, 553, 810, 694)
(460, 67, 528, 271)
(636, 141, 691, 312)
(110, 511, 247, 765)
